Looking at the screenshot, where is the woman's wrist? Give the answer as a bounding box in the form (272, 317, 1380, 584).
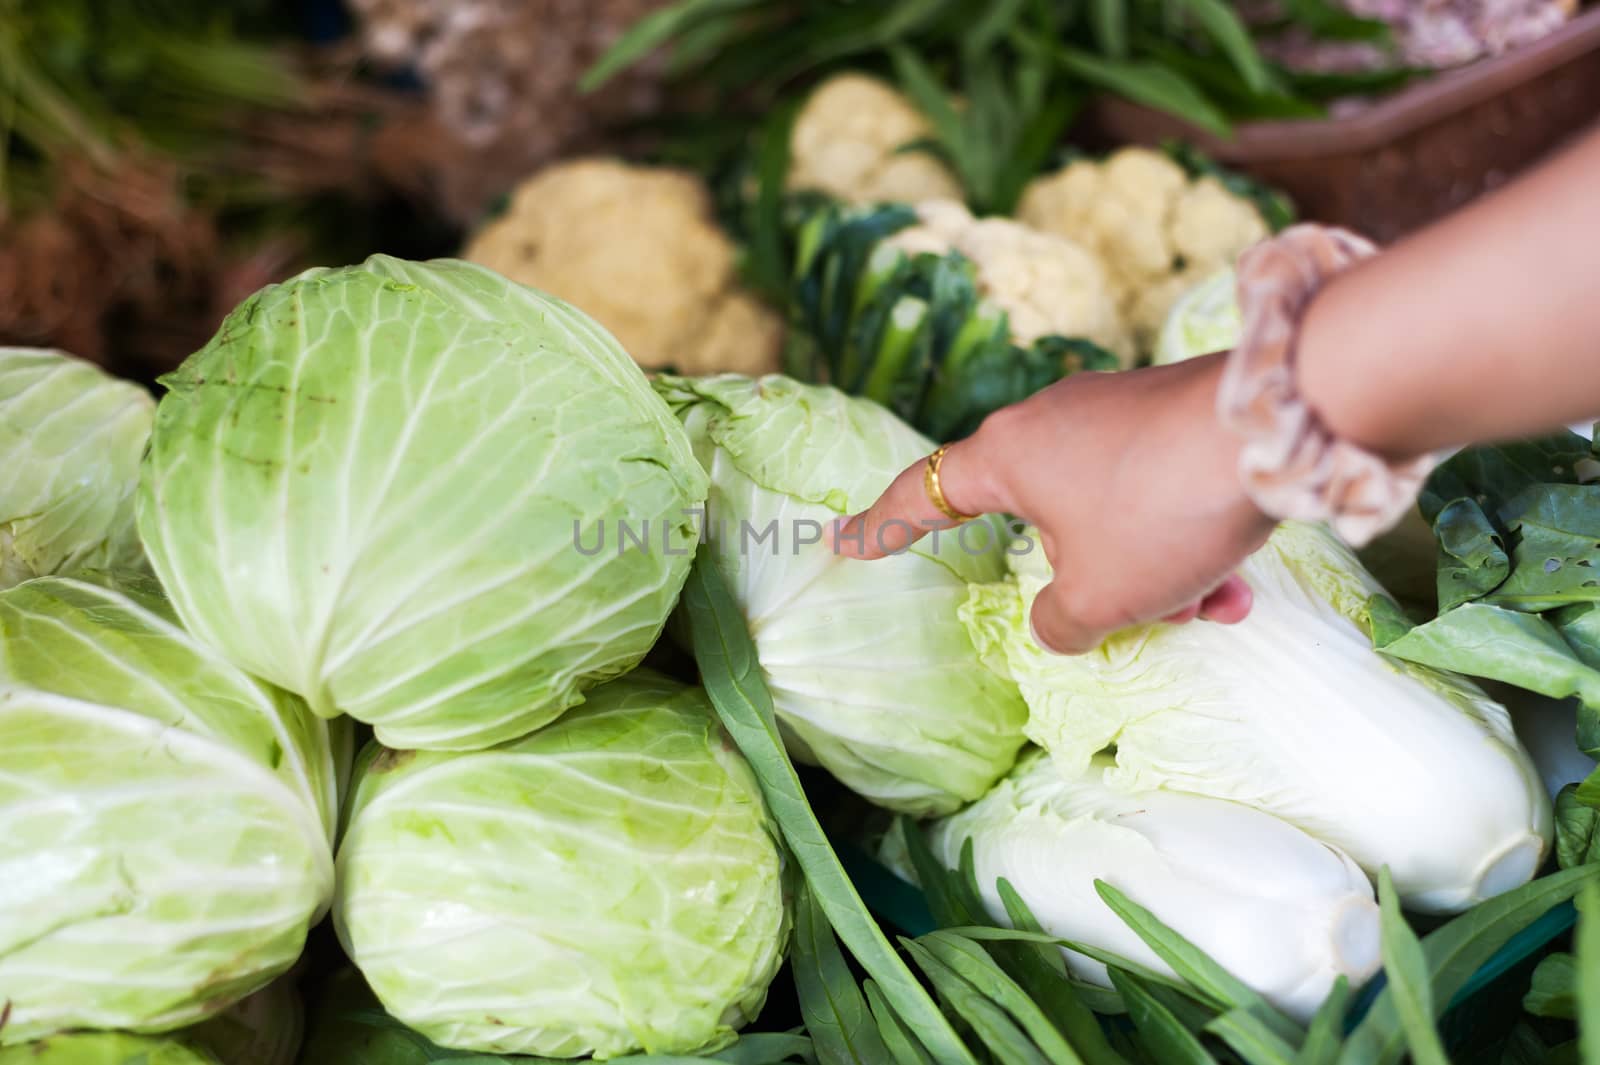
(1218, 224, 1436, 547)
(1294, 263, 1434, 465)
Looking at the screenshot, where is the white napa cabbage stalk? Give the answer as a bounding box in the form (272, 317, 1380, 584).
(333, 670, 788, 1059)
(137, 256, 708, 750)
(655, 373, 1028, 816)
(962, 521, 1551, 913)
(908, 749, 1381, 1021)
(0, 576, 336, 1043)
(0, 347, 154, 589)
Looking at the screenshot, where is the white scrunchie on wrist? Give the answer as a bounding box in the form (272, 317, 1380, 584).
(1217, 224, 1439, 548)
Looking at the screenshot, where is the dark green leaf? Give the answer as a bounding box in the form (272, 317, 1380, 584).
(1523, 952, 1577, 1020)
(1089, 0, 1129, 58)
(1579, 883, 1600, 1065)
(745, 99, 801, 300)
(901, 938, 1052, 1065)
(1203, 1009, 1300, 1065)
(683, 552, 977, 1065)
(1369, 598, 1600, 709)
(863, 980, 938, 1065)
(1418, 434, 1592, 526)
(1095, 881, 1302, 1042)
(1433, 498, 1510, 611)
(1376, 868, 1449, 1065)
(1173, 0, 1271, 91)
(888, 45, 966, 161)
(920, 931, 1087, 1064)
(1487, 485, 1600, 612)
(1108, 969, 1219, 1065)
(1555, 784, 1600, 870)
(1294, 977, 1349, 1065)
(1274, 0, 1394, 41)
(991, 882, 1132, 1065)
(1339, 863, 1600, 1065)
(792, 878, 893, 1065)
(1055, 50, 1230, 136)
(581, 0, 761, 91)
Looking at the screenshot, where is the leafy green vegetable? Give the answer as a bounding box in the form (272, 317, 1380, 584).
(792, 879, 893, 1065)
(912, 748, 1379, 1023)
(663, 376, 1027, 815)
(1108, 969, 1218, 1065)
(1338, 863, 1600, 1065)
(1375, 869, 1449, 1065)
(0, 574, 335, 1043)
(682, 549, 977, 1064)
(0, 1033, 220, 1065)
(1555, 785, 1600, 869)
(1580, 883, 1600, 1065)
(0, 347, 154, 589)
(137, 256, 708, 751)
(1523, 953, 1577, 1020)
(784, 203, 1120, 442)
(332, 671, 788, 1059)
(967, 520, 1550, 914)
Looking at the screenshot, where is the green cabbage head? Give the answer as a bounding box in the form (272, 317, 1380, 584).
(137, 256, 707, 750)
(963, 521, 1551, 913)
(0, 575, 336, 1042)
(0, 1033, 219, 1065)
(0, 347, 154, 589)
(334, 670, 788, 1058)
(1152, 267, 1240, 366)
(656, 374, 1028, 815)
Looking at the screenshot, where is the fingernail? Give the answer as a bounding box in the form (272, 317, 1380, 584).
(1028, 612, 1063, 656)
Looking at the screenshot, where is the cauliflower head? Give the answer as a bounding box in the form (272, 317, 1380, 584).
(1018, 147, 1268, 354)
(464, 157, 784, 375)
(885, 200, 1132, 365)
(787, 73, 964, 206)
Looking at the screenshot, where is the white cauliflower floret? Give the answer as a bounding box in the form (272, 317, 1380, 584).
(1170, 176, 1270, 273)
(787, 73, 963, 206)
(464, 157, 784, 375)
(1019, 147, 1271, 358)
(885, 200, 1132, 364)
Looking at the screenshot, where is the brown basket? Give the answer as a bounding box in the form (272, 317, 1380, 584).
(1090, 7, 1600, 242)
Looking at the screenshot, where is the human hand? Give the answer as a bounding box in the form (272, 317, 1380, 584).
(830, 352, 1276, 653)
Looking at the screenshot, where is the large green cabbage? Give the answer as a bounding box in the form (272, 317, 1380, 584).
(0, 347, 154, 589)
(334, 670, 788, 1058)
(963, 521, 1551, 913)
(656, 374, 1028, 815)
(0, 576, 335, 1042)
(138, 256, 708, 750)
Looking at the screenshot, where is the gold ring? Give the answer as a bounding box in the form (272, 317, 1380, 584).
(924, 445, 977, 523)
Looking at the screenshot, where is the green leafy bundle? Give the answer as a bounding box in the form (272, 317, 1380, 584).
(684, 547, 1600, 1065)
(584, 0, 1411, 215)
(785, 202, 1119, 442)
(1368, 432, 1600, 865)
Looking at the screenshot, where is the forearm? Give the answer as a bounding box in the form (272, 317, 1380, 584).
(1297, 122, 1600, 460)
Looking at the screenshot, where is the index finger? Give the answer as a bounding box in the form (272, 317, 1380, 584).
(829, 434, 1007, 560)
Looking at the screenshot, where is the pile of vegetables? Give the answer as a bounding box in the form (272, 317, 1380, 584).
(2, 227, 1599, 1065)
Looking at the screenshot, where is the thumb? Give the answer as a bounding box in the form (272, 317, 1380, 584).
(831, 436, 1007, 561)
(1027, 578, 1110, 656)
